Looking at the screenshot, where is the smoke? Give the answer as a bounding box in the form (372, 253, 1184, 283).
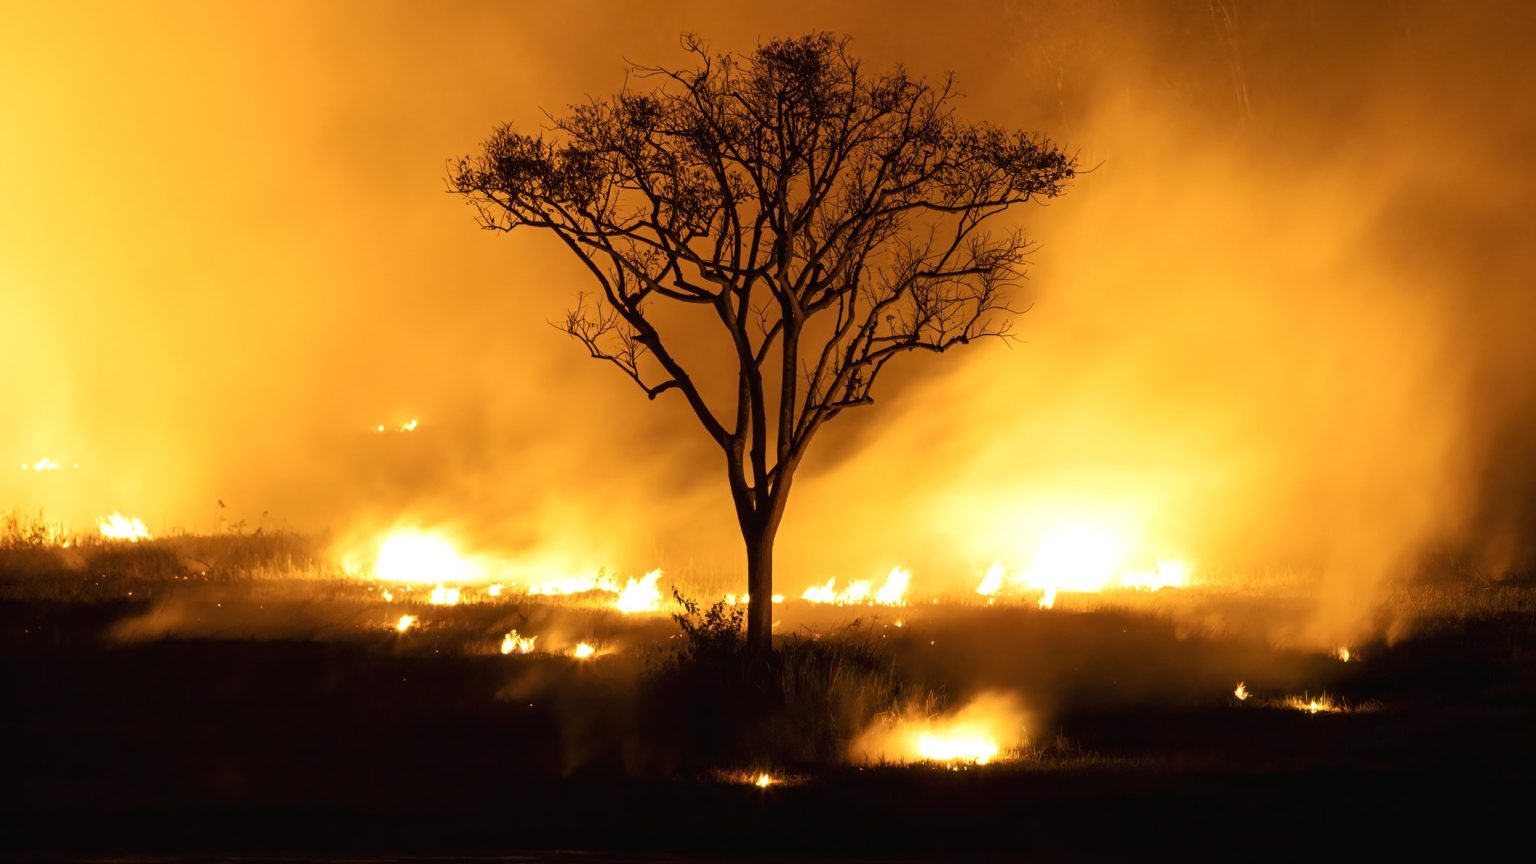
(3, 1, 1534, 644)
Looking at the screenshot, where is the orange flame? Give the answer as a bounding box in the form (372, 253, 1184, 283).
(428, 584, 461, 605)
(852, 692, 1026, 766)
(802, 566, 911, 606)
(373, 529, 479, 584)
(500, 629, 536, 654)
(98, 513, 151, 542)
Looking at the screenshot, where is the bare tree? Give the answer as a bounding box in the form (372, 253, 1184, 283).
(451, 33, 1075, 652)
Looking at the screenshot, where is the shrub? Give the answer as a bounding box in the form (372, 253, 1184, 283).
(640, 594, 928, 772)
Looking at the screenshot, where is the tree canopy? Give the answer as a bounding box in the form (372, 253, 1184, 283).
(452, 32, 1075, 649)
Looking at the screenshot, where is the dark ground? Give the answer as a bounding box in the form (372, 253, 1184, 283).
(3, 542, 1535, 861)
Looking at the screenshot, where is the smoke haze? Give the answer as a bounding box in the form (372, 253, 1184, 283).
(4, 1, 1534, 642)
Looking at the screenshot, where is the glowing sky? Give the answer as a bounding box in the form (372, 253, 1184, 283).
(4, 2, 1534, 630)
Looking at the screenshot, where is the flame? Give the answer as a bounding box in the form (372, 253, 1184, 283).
(874, 567, 911, 605)
(23, 457, 61, 471)
(98, 512, 151, 542)
(852, 692, 1026, 766)
(976, 563, 1005, 596)
(802, 578, 868, 604)
(1023, 524, 1126, 594)
(401, 418, 418, 431)
(487, 583, 504, 597)
(571, 642, 597, 659)
(1286, 694, 1340, 714)
(500, 629, 536, 654)
(615, 568, 664, 614)
(428, 584, 460, 605)
(374, 529, 479, 584)
(1119, 559, 1193, 591)
(917, 733, 1001, 765)
(802, 567, 911, 606)
(754, 773, 773, 788)
(973, 524, 1195, 605)
(1335, 646, 1352, 662)
(723, 593, 785, 606)
(1234, 681, 1249, 701)
(394, 614, 417, 633)
(527, 574, 619, 596)
(526, 568, 666, 613)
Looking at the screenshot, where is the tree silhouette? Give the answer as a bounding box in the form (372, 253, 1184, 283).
(451, 33, 1075, 652)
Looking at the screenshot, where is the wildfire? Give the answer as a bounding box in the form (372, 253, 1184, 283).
(1024, 524, 1124, 594)
(615, 568, 664, 614)
(1286, 693, 1341, 715)
(754, 773, 773, 788)
(22, 457, 60, 471)
(851, 692, 1025, 766)
(500, 629, 537, 654)
(802, 566, 911, 606)
(98, 513, 151, 542)
(976, 563, 1005, 597)
(723, 593, 785, 606)
(395, 614, 417, 633)
(917, 733, 1001, 765)
(571, 642, 597, 659)
(875, 567, 911, 605)
(1120, 560, 1192, 591)
(528, 574, 619, 596)
(373, 529, 479, 584)
(1335, 646, 1353, 662)
(976, 524, 1195, 606)
(1234, 682, 1249, 701)
(428, 584, 461, 606)
(527, 568, 667, 614)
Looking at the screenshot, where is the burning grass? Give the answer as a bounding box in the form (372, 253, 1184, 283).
(3, 525, 1532, 784)
(850, 691, 1028, 766)
(4, 529, 1535, 862)
(801, 566, 912, 606)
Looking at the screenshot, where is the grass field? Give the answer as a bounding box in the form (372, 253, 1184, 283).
(3, 527, 1533, 859)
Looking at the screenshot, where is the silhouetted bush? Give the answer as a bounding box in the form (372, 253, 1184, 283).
(639, 592, 928, 771)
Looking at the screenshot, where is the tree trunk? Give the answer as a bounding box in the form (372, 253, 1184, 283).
(744, 522, 777, 654)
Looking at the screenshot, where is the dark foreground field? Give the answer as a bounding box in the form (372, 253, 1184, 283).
(3, 536, 1534, 861)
